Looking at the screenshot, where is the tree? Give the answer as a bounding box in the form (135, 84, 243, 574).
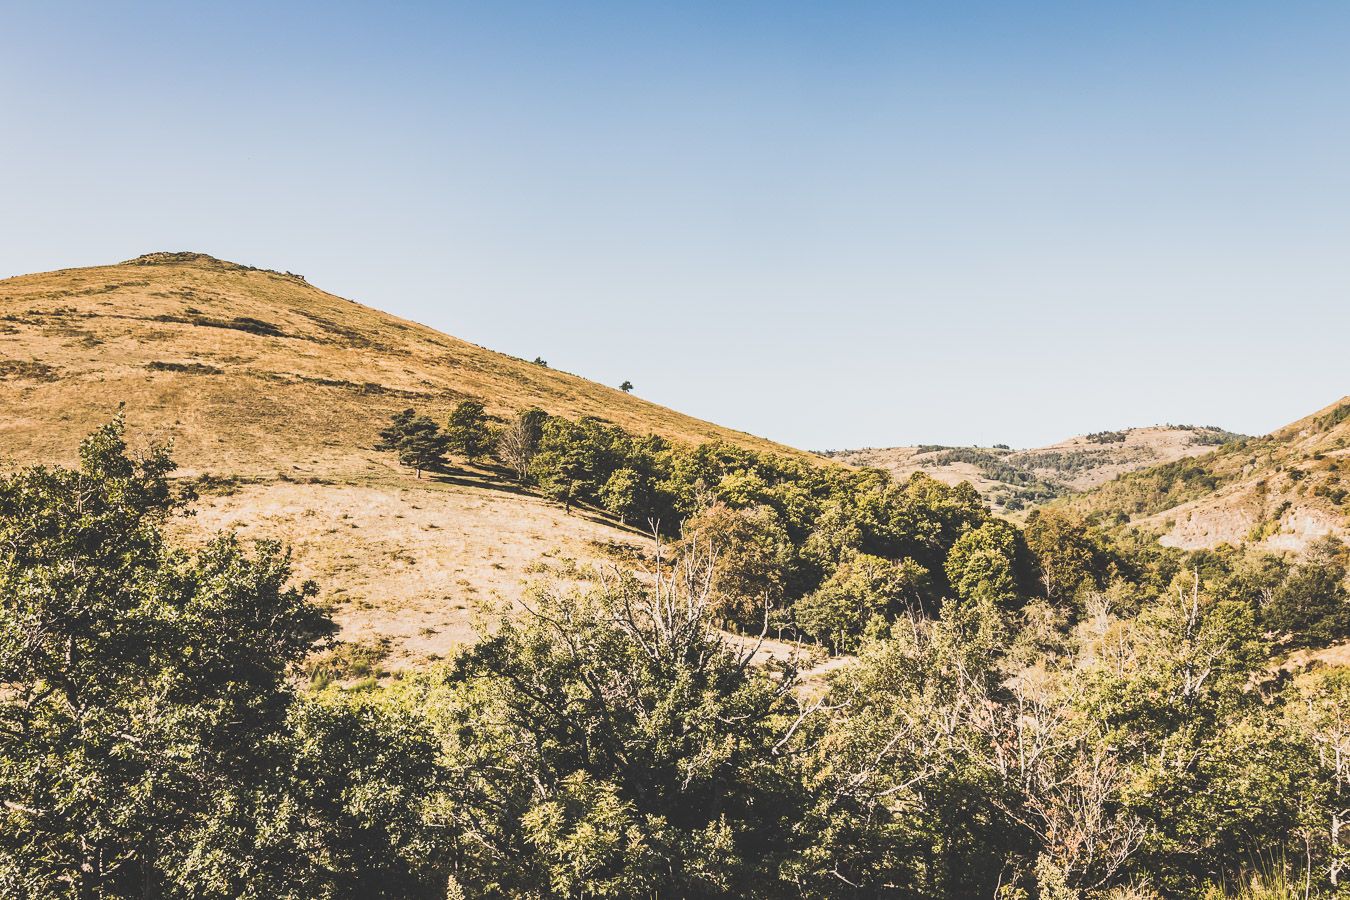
(397, 416, 450, 478)
(793, 553, 929, 653)
(376, 407, 417, 451)
(599, 467, 649, 524)
(678, 503, 796, 630)
(377, 408, 449, 478)
(1263, 536, 1350, 647)
(1023, 509, 1109, 608)
(0, 415, 336, 897)
(268, 694, 451, 897)
(1282, 667, 1350, 888)
(1073, 573, 1310, 896)
(446, 400, 491, 462)
(813, 613, 1029, 896)
(494, 407, 548, 483)
(441, 547, 821, 897)
(944, 519, 1029, 610)
(619, 380, 633, 393)
(529, 417, 622, 513)
(530, 420, 588, 512)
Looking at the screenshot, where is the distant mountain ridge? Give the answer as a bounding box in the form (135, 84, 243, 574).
(826, 424, 1246, 514)
(1060, 396, 1350, 551)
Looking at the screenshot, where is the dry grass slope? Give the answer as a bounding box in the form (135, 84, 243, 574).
(0, 251, 802, 473)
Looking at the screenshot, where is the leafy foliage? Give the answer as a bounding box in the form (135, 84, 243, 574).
(1066, 456, 1226, 520)
(6, 419, 1350, 898)
(446, 400, 491, 461)
(424, 556, 820, 897)
(0, 417, 460, 898)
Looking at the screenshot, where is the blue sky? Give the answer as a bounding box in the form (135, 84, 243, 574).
(3, 1, 1347, 449)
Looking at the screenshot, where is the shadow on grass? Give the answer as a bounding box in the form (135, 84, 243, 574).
(426, 465, 537, 499)
(420, 464, 653, 536)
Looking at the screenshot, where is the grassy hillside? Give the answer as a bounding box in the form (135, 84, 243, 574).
(0, 252, 813, 666)
(0, 251, 800, 473)
(1060, 396, 1350, 550)
(828, 424, 1243, 515)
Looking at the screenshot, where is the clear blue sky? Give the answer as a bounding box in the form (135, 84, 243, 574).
(3, 1, 1347, 450)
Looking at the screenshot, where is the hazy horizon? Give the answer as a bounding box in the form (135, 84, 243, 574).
(4, 1, 1348, 449)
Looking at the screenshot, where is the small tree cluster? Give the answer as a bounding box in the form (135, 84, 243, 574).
(377, 400, 498, 477)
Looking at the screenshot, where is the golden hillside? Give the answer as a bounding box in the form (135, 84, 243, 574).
(0, 252, 800, 474)
(0, 252, 812, 667)
(1060, 397, 1350, 551)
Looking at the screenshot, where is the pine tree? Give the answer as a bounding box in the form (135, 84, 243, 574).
(446, 400, 491, 462)
(376, 407, 417, 450)
(398, 416, 450, 478)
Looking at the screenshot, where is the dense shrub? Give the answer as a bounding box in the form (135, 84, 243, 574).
(9, 420, 1348, 898)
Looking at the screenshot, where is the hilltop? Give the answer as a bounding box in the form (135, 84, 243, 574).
(0, 252, 799, 470)
(1060, 396, 1350, 551)
(826, 424, 1244, 514)
(0, 252, 814, 666)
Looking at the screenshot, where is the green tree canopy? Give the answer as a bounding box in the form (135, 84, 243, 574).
(0, 415, 340, 897)
(793, 552, 930, 653)
(437, 557, 820, 897)
(398, 416, 450, 477)
(446, 400, 491, 462)
(1023, 508, 1111, 608)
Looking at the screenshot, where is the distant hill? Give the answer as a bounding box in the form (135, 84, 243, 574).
(0, 252, 814, 667)
(1060, 397, 1350, 551)
(826, 424, 1246, 515)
